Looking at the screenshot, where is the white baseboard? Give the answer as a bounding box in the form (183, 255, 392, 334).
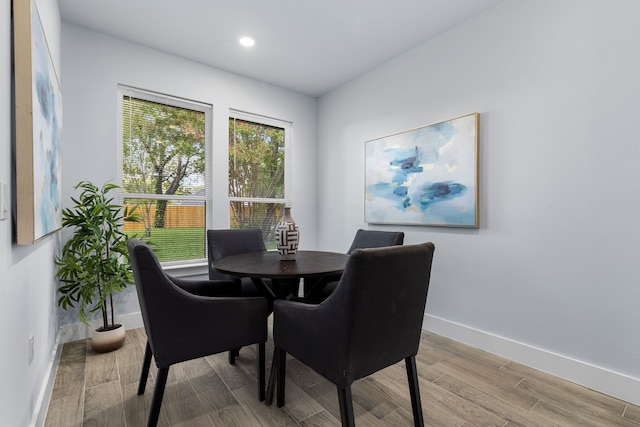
(59, 312, 144, 343)
(31, 332, 62, 427)
(423, 314, 640, 406)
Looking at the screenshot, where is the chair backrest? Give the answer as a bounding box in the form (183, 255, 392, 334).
(346, 229, 404, 254)
(127, 238, 204, 365)
(207, 229, 267, 280)
(319, 243, 434, 385)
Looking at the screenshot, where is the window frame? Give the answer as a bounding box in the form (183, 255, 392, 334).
(228, 110, 293, 244)
(117, 85, 213, 268)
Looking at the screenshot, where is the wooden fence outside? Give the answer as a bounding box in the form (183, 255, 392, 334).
(124, 205, 204, 230)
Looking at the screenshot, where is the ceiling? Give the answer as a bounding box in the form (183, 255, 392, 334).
(58, 0, 502, 97)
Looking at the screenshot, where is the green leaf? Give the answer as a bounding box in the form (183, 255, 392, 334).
(55, 180, 133, 328)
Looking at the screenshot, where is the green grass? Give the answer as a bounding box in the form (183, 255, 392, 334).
(128, 227, 205, 262)
(127, 226, 279, 263)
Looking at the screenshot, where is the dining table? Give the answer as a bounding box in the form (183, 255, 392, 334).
(212, 250, 348, 301)
(212, 249, 349, 404)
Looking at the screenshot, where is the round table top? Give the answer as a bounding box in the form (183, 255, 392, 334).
(212, 250, 348, 279)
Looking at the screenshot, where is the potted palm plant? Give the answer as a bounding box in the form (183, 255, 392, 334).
(56, 181, 141, 352)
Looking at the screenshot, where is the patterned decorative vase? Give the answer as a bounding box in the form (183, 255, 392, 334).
(275, 207, 299, 260)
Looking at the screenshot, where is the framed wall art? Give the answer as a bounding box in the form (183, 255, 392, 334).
(365, 113, 479, 228)
(14, 0, 63, 244)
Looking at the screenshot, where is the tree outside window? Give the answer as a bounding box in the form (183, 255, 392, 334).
(229, 113, 290, 248)
(120, 88, 210, 263)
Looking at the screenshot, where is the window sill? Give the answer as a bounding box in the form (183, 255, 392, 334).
(162, 261, 209, 278)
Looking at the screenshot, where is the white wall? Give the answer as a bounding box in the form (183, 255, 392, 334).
(317, 0, 640, 404)
(59, 24, 318, 329)
(4, 0, 638, 422)
(1, 1, 62, 425)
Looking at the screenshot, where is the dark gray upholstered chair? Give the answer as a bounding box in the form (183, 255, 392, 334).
(128, 239, 268, 427)
(274, 243, 435, 427)
(207, 228, 271, 296)
(207, 228, 280, 363)
(305, 229, 404, 301)
(346, 228, 405, 254)
(207, 228, 301, 300)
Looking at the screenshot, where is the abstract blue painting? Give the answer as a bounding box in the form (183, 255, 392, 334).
(14, 0, 63, 244)
(365, 113, 479, 227)
(31, 0, 62, 240)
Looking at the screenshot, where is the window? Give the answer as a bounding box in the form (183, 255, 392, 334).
(229, 111, 291, 249)
(118, 86, 211, 264)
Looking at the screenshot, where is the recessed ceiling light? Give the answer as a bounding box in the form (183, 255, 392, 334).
(239, 36, 255, 47)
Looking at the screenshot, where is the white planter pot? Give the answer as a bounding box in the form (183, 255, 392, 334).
(91, 324, 126, 353)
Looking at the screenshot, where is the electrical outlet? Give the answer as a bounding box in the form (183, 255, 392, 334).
(29, 335, 34, 366)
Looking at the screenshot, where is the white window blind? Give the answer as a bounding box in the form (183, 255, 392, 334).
(118, 86, 212, 264)
(228, 110, 292, 249)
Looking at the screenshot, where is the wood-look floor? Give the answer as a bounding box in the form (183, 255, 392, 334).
(45, 322, 640, 427)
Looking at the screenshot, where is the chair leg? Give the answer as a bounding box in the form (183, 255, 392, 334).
(337, 385, 355, 427)
(265, 350, 277, 405)
(276, 348, 287, 407)
(228, 348, 240, 365)
(258, 343, 266, 401)
(138, 341, 153, 395)
(147, 367, 169, 427)
(405, 356, 425, 427)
